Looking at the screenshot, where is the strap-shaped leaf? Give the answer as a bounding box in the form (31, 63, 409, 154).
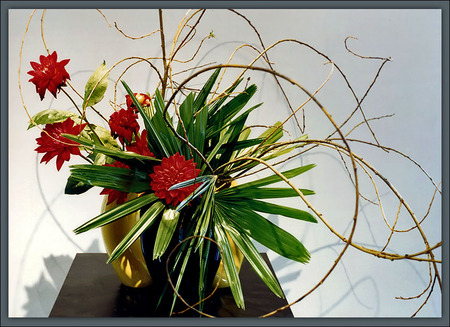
(217, 187, 314, 199)
(213, 211, 245, 309)
(176, 93, 195, 159)
(68, 164, 152, 193)
(153, 90, 182, 155)
(122, 81, 172, 158)
(206, 84, 258, 138)
(193, 68, 221, 112)
(62, 133, 159, 163)
(212, 108, 252, 169)
(218, 138, 265, 154)
(107, 201, 165, 263)
(217, 202, 311, 263)
(217, 208, 285, 298)
(153, 208, 180, 260)
(171, 175, 217, 212)
(73, 193, 158, 234)
(192, 104, 208, 166)
(219, 163, 316, 193)
(208, 77, 243, 117)
(219, 198, 317, 223)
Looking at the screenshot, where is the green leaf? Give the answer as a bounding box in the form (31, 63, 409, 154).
(121, 81, 168, 158)
(213, 212, 245, 309)
(83, 61, 109, 108)
(68, 164, 152, 193)
(107, 201, 165, 263)
(221, 163, 316, 192)
(218, 138, 265, 154)
(208, 78, 243, 117)
(83, 125, 119, 149)
(217, 210, 285, 298)
(192, 104, 208, 166)
(73, 193, 158, 234)
(193, 68, 221, 112)
(218, 187, 314, 199)
(64, 176, 93, 195)
(153, 90, 181, 156)
(216, 202, 311, 263)
(27, 109, 79, 129)
(176, 93, 195, 159)
(219, 197, 317, 223)
(62, 133, 159, 164)
(206, 84, 258, 138)
(172, 175, 217, 212)
(153, 208, 180, 260)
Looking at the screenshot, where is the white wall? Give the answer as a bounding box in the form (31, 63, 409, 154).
(8, 9, 442, 318)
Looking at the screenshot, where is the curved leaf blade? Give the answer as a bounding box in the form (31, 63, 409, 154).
(217, 210, 285, 298)
(107, 201, 165, 263)
(73, 193, 158, 234)
(217, 202, 311, 263)
(213, 211, 245, 309)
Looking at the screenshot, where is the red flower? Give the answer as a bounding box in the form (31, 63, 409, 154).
(126, 130, 154, 157)
(150, 153, 201, 206)
(108, 108, 140, 144)
(35, 117, 86, 171)
(27, 51, 70, 100)
(100, 161, 130, 205)
(126, 93, 151, 113)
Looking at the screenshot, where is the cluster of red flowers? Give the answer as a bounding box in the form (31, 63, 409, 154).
(30, 51, 201, 207)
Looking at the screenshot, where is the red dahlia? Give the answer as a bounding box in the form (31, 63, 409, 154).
(126, 130, 154, 157)
(100, 161, 130, 205)
(150, 152, 201, 206)
(108, 108, 140, 144)
(27, 51, 70, 100)
(126, 93, 151, 113)
(35, 117, 86, 171)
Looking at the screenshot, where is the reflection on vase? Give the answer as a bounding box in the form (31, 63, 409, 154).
(100, 193, 152, 288)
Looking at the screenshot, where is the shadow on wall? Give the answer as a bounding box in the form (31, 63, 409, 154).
(22, 240, 101, 317)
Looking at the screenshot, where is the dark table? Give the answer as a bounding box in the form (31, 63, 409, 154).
(49, 253, 293, 318)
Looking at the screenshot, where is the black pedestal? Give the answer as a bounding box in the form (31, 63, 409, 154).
(49, 253, 293, 317)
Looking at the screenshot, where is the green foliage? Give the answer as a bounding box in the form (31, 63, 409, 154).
(62, 68, 319, 314)
(27, 109, 79, 129)
(82, 61, 109, 108)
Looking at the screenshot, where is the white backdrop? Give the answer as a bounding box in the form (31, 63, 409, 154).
(8, 9, 442, 318)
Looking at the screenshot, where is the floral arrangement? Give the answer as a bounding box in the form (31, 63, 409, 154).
(19, 9, 442, 318)
(25, 48, 317, 314)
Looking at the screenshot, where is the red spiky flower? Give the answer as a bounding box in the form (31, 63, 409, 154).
(35, 117, 86, 171)
(126, 130, 154, 157)
(100, 161, 130, 205)
(108, 108, 140, 144)
(126, 93, 151, 113)
(150, 152, 201, 206)
(27, 51, 70, 100)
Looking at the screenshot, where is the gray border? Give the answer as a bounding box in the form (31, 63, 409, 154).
(1, 1, 448, 326)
